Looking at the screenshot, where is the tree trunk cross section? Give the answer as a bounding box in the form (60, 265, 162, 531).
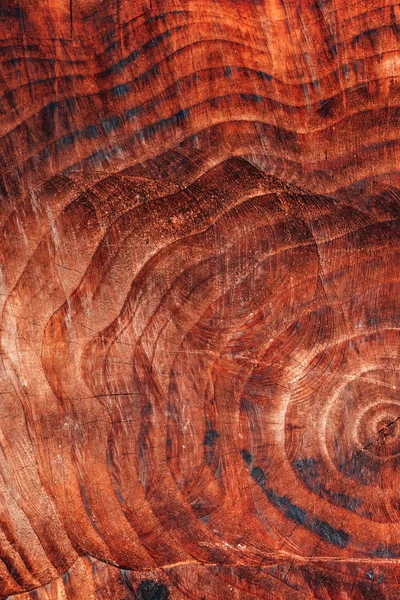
(0, 0, 399, 598)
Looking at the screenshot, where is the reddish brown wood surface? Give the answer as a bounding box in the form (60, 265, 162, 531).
(0, 0, 400, 598)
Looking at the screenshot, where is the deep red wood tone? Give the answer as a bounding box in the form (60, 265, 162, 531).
(0, 0, 399, 598)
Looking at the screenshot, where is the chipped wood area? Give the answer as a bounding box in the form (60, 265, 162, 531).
(0, 0, 399, 598)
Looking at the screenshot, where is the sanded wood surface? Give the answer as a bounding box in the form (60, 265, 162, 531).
(0, 0, 399, 598)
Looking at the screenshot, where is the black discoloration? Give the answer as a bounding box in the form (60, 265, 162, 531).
(104, 29, 180, 76)
(309, 518, 350, 548)
(251, 465, 267, 487)
(137, 580, 169, 600)
(365, 570, 375, 580)
(240, 397, 251, 411)
(104, 40, 118, 54)
(126, 105, 145, 121)
(342, 63, 350, 76)
(7, 56, 58, 66)
(43, 101, 58, 117)
(301, 566, 340, 598)
(209, 97, 222, 108)
(243, 455, 351, 548)
(1, 555, 26, 587)
(327, 491, 362, 512)
(311, 0, 332, 13)
(145, 30, 173, 50)
(136, 64, 160, 86)
(301, 564, 384, 600)
(112, 83, 130, 97)
(138, 108, 190, 140)
(62, 570, 70, 583)
(204, 421, 219, 446)
(120, 568, 135, 593)
(392, 21, 400, 36)
(41, 103, 57, 138)
(160, 108, 189, 129)
(224, 65, 233, 76)
(85, 124, 101, 139)
(266, 490, 307, 525)
(235, 66, 272, 81)
(352, 28, 379, 47)
(317, 97, 334, 118)
(86, 147, 117, 167)
(339, 452, 380, 486)
(356, 580, 386, 600)
(101, 116, 122, 133)
(204, 421, 219, 465)
(256, 70, 272, 80)
(293, 457, 318, 477)
(0, 6, 23, 19)
(241, 449, 253, 465)
(329, 43, 339, 57)
(55, 133, 75, 151)
(372, 544, 399, 558)
(293, 457, 362, 512)
(193, 498, 214, 524)
(240, 93, 264, 103)
(103, 49, 139, 76)
(274, 126, 298, 147)
(65, 98, 77, 112)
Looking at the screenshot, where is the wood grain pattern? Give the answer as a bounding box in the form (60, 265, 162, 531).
(0, 0, 399, 598)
